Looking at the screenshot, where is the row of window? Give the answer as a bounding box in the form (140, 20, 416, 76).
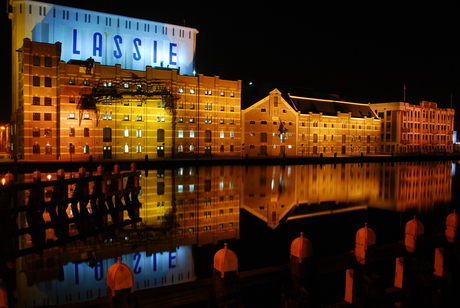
(32, 76, 52, 87)
(178, 88, 235, 97)
(32, 55, 53, 67)
(177, 103, 236, 112)
(32, 144, 90, 154)
(176, 196, 234, 206)
(176, 223, 234, 234)
(32, 97, 52, 106)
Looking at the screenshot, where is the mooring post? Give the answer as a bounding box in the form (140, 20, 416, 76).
(213, 243, 241, 305)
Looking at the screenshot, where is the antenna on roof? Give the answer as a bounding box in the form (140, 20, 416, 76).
(403, 84, 406, 102)
(450, 93, 453, 108)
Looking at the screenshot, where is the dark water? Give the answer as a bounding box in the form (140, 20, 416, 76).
(1, 161, 457, 307)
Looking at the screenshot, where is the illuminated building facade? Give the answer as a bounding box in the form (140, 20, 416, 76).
(9, 0, 242, 160)
(242, 89, 381, 157)
(372, 101, 455, 154)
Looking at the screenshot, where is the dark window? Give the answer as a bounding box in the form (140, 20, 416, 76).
(103, 127, 112, 142)
(33, 144, 40, 154)
(69, 128, 75, 136)
(32, 97, 40, 105)
(33, 113, 40, 121)
(45, 144, 52, 154)
(33, 76, 40, 86)
(84, 128, 90, 137)
(32, 128, 40, 137)
(33, 55, 41, 66)
(44, 97, 52, 106)
(204, 179, 211, 192)
(157, 182, 165, 195)
(157, 129, 165, 142)
(69, 144, 75, 154)
(260, 132, 267, 143)
(205, 130, 211, 142)
(44, 113, 51, 121)
(44, 77, 52, 87)
(44, 57, 52, 67)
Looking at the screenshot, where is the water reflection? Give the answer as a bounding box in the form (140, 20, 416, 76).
(3, 162, 454, 306)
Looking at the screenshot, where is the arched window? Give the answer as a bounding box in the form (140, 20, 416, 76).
(45, 143, 52, 154)
(124, 144, 129, 153)
(84, 145, 90, 154)
(33, 144, 40, 154)
(220, 145, 224, 152)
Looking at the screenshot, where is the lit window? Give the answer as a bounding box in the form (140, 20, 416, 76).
(190, 89, 195, 94)
(84, 113, 90, 119)
(190, 104, 195, 109)
(69, 78, 75, 85)
(220, 131, 225, 138)
(124, 83, 129, 88)
(124, 128, 129, 137)
(123, 115, 129, 121)
(189, 184, 194, 192)
(136, 116, 142, 121)
(178, 88, 184, 93)
(229, 119, 234, 124)
(230, 131, 234, 138)
(124, 144, 129, 153)
(83, 145, 90, 154)
(230, 92, 234, 97)
(108, 113, 113, 120)
(69, 112, 75, 119)
(220, 91, 225, 96)
(136, 129, 142, 137)
(84, 80, 90, 86)
(190, 130, 195, 138)
(178, 185, 183, 193)
(44, 128, 52, 138)
(178, 130, 184, 138)
(190, 118, 195, 123)
(219, 119, 224, 124)
(178, 117, 184, 123)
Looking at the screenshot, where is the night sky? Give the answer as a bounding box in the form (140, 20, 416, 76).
(2, 1, 459, 124)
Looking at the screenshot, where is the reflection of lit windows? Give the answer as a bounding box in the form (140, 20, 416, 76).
(44, 128, 52, 138)
(178, 144, 184, 152)
(190, 104, 195, 109)
(288, 145, 292, 148)
(178, 185, 183, 193)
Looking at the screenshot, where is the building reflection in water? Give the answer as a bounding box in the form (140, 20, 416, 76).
(13, 162, 452, 306)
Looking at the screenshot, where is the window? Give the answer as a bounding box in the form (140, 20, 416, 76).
(69, 127, 75, 137)
(44, 98, 52, 106)
(178, 117, 184, 123)
(124, 128, 129, 137)
(83, 145, 90, 154)
(178, 130, 184, 138)
(32, 128, 40, 137)
(84, 128, 90, 137)
(32, 97, 40, 105)
(103, 128, 111, 142)
(33, 113, 40, 121)
(83, 80, 90, 86)
(45, 143, 52, 154)
(190, 89, 195, 94)
(258, 131, 268, 142)
(136, 129, 142, 137)
(44, 57, 52, 67)
(33, 76, 40, 86)
(189, 144, 195, 152)
(136, 145, 142, 153)
(69, 78, 75, 85)
(190, 130, 195, 138)
(44, 113, 51, 121)
(157, 129, 165, 142)
(136, 116, 142, 121)
(84, 113, 90, 119)
(33, 144, 40, 154)
(69, 144, 75, 153)
(69, 97, 75, 103)
(190, 104, 195, 109)
(189, 117, 195, 123)
(219, 119, 224, 124)
(45, 77, 52, 87)
(230, 131, 234, 138)
(33, 55, 41, 66)
(44, 128, 51, 138)
(69, 112, 75, 119)
(124, 144, 129, 153)
(220, 91, 225, 96)
(229, 119, 235, 124)
(123, 115, 129, 121)
(205, 130, 211, 142)
(220, 131, 225, 138)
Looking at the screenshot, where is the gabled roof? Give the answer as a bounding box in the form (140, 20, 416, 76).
(287, 95, 378, 119)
